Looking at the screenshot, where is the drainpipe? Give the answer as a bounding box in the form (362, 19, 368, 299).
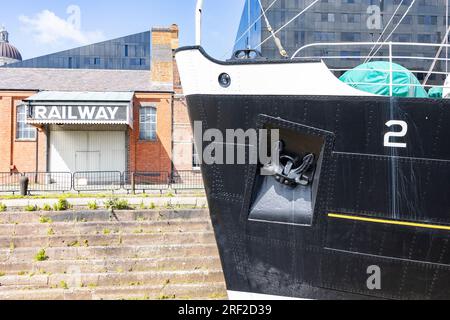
(171, 93, 175, 184)
(35, 128, 39, 173)
(9, 99, 14, 172)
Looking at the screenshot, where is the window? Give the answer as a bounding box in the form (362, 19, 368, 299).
(392, 34, 412, 42)
(16, 105, 36, 140)
(318, 13, 335, 22)
(313, 32, 335, 41)
(193, 142, 201, 170)
(418, 15, 437, 25)
(139, 106, 157, 141)
(341, 32, 361, 42)
(342, 13, 361, 23)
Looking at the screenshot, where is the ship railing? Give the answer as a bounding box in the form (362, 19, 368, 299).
(291, 41, 450, 96)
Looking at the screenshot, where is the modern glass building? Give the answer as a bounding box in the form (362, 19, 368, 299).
(234, 0, 450, 81)
(5, 31, 151, 70)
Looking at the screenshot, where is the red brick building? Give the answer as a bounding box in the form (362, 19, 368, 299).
(0, 26, 197, 179)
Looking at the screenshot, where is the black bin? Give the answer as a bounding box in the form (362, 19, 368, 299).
(19, 176, 29, 196)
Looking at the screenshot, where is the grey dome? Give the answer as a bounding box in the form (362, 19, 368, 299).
(0, 27, 22, 62)
(0, 42, 22, 61)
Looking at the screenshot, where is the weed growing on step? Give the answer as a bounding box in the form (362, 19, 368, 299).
(47, 228, 55, 236)
(87, 201, 98, 210)
(25, 204, 39, 212)
(53, 198, 71, 211)
(68, 241, 80, 247)
(116, 267, 124, 273)
(38, 269, 47, 275)
(165, 203, 175, 210)
(157, 294, 176, 300)
(149, 202, 156, 210)
(0, 272, 5, 277)
(35, 249, 49, 262)
(39, 216, 53, 224)
(209, 292, 227, 299)
(103, 229, 111, 235)
(42, 204, 53, 212)
(0, 203, 6, 212)
(18, 271, 28, 276)
(59, 281, 69, 290)
(105, 198, 131, 211)
(139, 201, 146, 210)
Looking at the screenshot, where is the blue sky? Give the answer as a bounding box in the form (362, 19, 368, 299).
(1, 0, 245, 60)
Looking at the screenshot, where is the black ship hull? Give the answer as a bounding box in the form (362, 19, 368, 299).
(187, 94, 450, 300)
(175, 46, 450, 300)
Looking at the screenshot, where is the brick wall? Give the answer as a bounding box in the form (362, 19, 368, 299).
(129, 93, 173, 174)
(151, 25, 179, 85)
(0, 96, 13, 172)
(0, 91, 47, 173)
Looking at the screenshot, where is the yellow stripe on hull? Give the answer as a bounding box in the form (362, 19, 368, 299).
(328, 213, 450, 232)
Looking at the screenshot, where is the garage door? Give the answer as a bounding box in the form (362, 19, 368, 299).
(50, 131, 126, 173)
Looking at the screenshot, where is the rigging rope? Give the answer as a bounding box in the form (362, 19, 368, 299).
(253, 0, 320, 54)
(366, 0, 417, 62)
(257, 0, 288, 57)
(364, 0, 405, 64)
(422, 25, 450, 86)
(447, 0, 449, 73)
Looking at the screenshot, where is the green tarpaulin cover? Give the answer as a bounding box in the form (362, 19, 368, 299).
(339, 61, 428, 98)
(428, 87, 443, 99)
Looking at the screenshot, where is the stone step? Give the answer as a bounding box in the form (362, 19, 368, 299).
(0, 231, 216, 249)
(0, 283, 227, 300)
(0, 256, 222, 275)
(0, 244, 219, 262)
(2, 198, 208, 212)
(0, 270, 225, 289)
(0, 220, 212, 237)
(0, 209, 210, 224)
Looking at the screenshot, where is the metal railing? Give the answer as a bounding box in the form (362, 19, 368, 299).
(123, 171, 170, 193)
(291, 41, 450, 95)
(0, 172, 21, 193)
(23, 172, 72, 193)
(0, 171, 204, 194)
(172, 170, 204, 191)
(73, 171, 123, 192)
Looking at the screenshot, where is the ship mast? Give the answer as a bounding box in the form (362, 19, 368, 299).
(196, 0, 204, 46)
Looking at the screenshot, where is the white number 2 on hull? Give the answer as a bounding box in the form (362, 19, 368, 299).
(384, 120, 408, 149)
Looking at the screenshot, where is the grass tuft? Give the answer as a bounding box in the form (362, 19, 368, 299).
(35, 249, 49, 262)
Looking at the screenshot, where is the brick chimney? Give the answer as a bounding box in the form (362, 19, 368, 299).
(151, 24, 179, 84)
